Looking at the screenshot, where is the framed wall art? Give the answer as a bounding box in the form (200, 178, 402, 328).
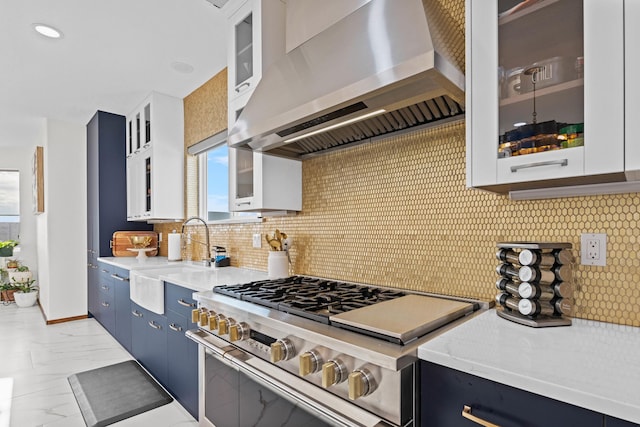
(33, 146, 44, 214)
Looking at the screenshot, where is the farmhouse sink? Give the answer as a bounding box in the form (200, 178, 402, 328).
(129, 265, 208, 315)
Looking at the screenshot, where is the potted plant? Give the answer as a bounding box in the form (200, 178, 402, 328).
(1, 282, 17, 303)
(5, 259, 19, 270)
(13, 278, 38, 307)
(0, 240, 19, 257)
(9, 265, 32, 283)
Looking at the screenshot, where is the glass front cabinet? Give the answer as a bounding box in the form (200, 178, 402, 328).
(126, 91, 184, 221)
(466, 0, 626, 192)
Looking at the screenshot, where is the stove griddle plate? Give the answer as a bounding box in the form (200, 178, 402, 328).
(330, 294, 474, 344)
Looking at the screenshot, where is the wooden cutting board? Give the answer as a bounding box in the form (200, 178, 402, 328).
(111, 231, 159, 257)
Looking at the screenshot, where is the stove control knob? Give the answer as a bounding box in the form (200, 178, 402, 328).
(218, 317, 235, 335)
(199, 310, 214, 327)
(229, 322, 249, 342)
(208, 313, 220, 330)
(270, 338, 295, 363)
(299, 350, 323, 376)
(321, 359, 347, 388)
(192, 308, 206, 323)
(348, 368, 376, 400)
(214, 314, 226, 334)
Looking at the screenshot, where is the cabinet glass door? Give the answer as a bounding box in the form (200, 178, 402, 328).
(234, 12, 253, 91)
(498, 0, 584, 160)
(145, 155, 152, 214)
(135, 113, 141, 151)
(235, 148, 253, 199)
(144, 103, 151, 148)
(127, 120, 133, 157)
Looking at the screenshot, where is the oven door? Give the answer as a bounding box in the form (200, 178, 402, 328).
(186, 330, 393, 427)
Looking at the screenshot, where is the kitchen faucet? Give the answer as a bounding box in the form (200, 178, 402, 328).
(181, 216, 211, 267)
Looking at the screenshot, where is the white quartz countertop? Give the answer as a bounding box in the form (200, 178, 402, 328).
(97, 256, 269, 292)
(97, 256, 177, 270)
(417, 310, 640, 424)
(139, 266, 269, 292)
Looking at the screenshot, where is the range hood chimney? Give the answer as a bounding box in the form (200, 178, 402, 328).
(228, 0, 465, 158)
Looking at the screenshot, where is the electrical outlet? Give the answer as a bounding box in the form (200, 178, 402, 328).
(581, 233, 607, 266)
(252, 233, 262, 248)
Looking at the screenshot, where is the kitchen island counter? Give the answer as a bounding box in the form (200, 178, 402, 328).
(418, 310, 640, 424)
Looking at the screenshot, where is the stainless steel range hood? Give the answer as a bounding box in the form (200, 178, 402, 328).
(227, 0, 465, 158)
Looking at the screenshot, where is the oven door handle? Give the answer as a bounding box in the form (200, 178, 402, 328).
(186, 329, 391, 427)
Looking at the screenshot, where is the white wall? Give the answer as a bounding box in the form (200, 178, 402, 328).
(0, 129, 44, 274)
(36, 119, 87, 321)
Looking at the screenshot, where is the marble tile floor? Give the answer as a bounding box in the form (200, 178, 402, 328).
(0, 304, 198, 427)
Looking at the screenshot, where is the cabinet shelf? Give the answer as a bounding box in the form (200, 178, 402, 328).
(500, 78, 583, 107)
(499, 0, 561, 25)
(236, 42, 253, 57)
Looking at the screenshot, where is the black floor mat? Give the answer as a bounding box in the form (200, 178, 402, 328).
(68, 360, 173, 427)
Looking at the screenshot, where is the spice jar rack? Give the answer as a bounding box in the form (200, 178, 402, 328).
(495, 242, 574, 327)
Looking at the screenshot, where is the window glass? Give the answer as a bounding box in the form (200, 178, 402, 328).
(0, 170, 20, 240)
(200, 145, 258, 222)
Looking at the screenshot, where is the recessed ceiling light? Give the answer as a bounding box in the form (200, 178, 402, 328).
(171, 61, 195, 74)
(513, 122, 527, 127)
(33, 23, 63, 39)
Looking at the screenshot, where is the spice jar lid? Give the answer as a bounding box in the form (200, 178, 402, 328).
(518, 265, 535, 282)
(518, 282, 535, 299)
(518, 298, 535, 316)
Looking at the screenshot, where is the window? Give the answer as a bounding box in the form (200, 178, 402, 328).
(198, 143, 258, 223)
(0, 170, 20, 240)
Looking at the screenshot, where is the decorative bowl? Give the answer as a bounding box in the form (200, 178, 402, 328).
(129, 236, 152, 249)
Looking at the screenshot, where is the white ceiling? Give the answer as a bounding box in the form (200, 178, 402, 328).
(0, 0, 228, 147)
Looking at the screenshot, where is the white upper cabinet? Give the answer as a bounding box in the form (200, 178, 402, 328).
(225, 0, 302, 212)
(466, 0, 624, 192)
(226, 0, 285, 106)
(126, 92, 184, 221)
(625, 0, 640, 178)
(229, 148, 302, 212)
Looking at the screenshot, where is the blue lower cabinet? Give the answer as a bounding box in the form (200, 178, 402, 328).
(113, 269, 131, 353)
(131, 303, 168, 387)
(167, 311, 198, 418)
(606, 417, 640, 427)
(420, 361, 602, 427)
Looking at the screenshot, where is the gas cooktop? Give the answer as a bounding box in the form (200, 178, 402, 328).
(213, 275, 407, 325)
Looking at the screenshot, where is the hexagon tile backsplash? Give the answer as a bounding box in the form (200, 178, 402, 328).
(157, 121, 640, 327)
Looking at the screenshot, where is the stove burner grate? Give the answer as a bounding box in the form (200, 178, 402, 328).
(214, 276, 406, 327)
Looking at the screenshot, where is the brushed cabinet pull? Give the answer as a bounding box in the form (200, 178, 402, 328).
(101, 285, 109, 291)
(110, 274, 129, 282)
(169, 323, 183, 332)
(235, 201, 251, 206)
(510, 159, 568, 173)
(461, 405, 501, 427)
(100, 302, 110, 307)
(132, 310, 143, 318)
(148, 321, 162, 330)
(177, 299, 196, 308)
(101, 269, 109, 273)
(235, 82, 251, 92)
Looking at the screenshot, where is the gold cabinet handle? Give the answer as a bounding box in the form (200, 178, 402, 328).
(462, 406, 501, 427)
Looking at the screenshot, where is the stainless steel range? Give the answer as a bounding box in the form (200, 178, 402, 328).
(186, 276, 487, 427)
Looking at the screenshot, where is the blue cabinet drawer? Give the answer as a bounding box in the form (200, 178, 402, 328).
(165, 282, 197, 318)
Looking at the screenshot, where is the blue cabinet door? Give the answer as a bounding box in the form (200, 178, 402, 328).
(113, 268, 132, 353)
(131, 303, 168, 387)
(167, 311, 198, 418)
(420, 361, 602, 427)
(606, 417, 640, 427)
(131, 303, 147, 362)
